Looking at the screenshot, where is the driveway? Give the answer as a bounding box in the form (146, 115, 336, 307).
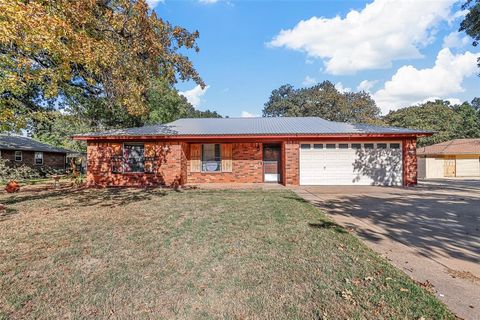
(294, 179, 480, 319)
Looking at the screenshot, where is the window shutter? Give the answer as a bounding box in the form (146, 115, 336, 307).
(110, 143, 122, 156)
(190, 144, 201, 172)
(221, 144, 233, 172)
(145, 142, 157, 157)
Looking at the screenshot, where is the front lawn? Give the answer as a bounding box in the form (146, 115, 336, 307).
(0, 186, 454, 319)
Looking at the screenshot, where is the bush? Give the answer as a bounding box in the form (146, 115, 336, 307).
(0, 158, 64, 181)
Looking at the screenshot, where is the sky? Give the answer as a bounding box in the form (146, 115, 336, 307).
(148, 0, 480, 117)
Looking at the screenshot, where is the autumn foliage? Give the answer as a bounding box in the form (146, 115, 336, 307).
(0, 0, 204, 130)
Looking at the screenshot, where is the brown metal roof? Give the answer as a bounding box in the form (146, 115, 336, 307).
(417, 139, 480, 155)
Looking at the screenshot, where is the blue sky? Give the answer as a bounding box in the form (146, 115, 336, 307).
(150, 0, 479, 117)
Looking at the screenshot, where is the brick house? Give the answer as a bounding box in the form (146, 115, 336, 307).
(73, 117, 431, 187)
(0, 134, 70, 170)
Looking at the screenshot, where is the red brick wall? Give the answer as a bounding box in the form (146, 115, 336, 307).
(283, 141, 299, 185)
(187, 143, 263, 183)
(1, 149, 65, 170)
(402, 138, 417, 186)
(86, 141, 186, 187)
(84, 138, 417, 187)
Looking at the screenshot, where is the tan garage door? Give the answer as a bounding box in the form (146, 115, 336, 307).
(444, 157, 456, 177)
(456, 156, 480, 177)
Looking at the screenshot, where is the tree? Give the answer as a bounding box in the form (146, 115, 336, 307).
(262, 81, 380, 123)
(0, 0, 204, 132)
(145, 78, 221, 124)
(28, 79, 221, 151)
(471, 97, 480, 111)
(454, 102, 480, 138)
(460, 0, 480, 72)
(28, 111, 91, 152)
(384, 100, 480, 147)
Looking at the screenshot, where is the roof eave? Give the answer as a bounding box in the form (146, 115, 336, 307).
(73, 132, 431, 141)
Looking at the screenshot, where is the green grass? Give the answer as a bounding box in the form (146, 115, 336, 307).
(0, 186, 454, 319)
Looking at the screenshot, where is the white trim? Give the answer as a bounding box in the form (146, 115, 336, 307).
(34, 151, 44, 166)
(15, 150, 22, 162)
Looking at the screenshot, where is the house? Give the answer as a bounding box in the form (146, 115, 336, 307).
(72, 117, 431, 187)
(417, 139, 480, 179)
(0, 134, 71, 170)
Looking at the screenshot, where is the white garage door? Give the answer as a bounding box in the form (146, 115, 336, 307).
(299, 142, 403, 186)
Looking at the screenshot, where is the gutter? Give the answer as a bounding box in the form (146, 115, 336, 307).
(72, 132, 433, 141)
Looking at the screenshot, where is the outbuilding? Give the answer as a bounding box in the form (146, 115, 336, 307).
(417, 139, 480, 179)
(73, 117, 431, 187)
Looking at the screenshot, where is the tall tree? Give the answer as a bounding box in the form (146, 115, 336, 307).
(460, 0, 480, 73)
(384, 100, 480, 147)
(263, 81, 380, 123)
(29, 79, 221, 151)
(471, 97, 480, 111)
(0, 0, 204, 132)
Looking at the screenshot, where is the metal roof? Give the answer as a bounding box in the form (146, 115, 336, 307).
(74, 117, 431, 138)
(417, 139, 480, 155)
(0, 134, 72, 153)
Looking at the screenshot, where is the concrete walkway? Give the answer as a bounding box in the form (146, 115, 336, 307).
(294, 180, 480, 320)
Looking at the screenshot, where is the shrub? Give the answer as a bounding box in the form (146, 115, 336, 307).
(0, 158, 63, 181)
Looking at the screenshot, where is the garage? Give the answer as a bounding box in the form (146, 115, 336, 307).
(456, 156, 480, 177)
(417, 139, 480, 179)
(299, 142, 403, 186)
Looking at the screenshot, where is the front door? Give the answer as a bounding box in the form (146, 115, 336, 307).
(263, 144, 281, 183)
(444, 156, 456, 177)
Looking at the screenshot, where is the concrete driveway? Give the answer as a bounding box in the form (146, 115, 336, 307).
(294, 179, 480, 319)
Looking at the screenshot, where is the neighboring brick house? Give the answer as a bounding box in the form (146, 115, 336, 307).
(73, 117, 432, 187)
(0, 134, 70, 170)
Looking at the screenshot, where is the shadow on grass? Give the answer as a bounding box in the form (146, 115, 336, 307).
(1, 186, 168, 211)
(0, 207, 19, 221)
(308, 221, 347, 234)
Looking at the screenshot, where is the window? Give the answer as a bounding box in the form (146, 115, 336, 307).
(326, 144, 336, 149)
(34, 152, 43, 165)
(15, 151, 22, 162)
(351, 143, 361, 149)
(364, 143, 374, 149)
(390, 143, 400, 149)
(339, 143, 349, 149)
(202, 144, 221, 172)
(377, 143, 387, 149)
(313, 144, 323, 149)
(123, 144, 145, 173)
(300, 144, 311, 149)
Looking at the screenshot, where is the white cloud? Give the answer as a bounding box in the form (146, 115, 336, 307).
(419, 97, 462, 105)
(302, 75, 317, 86)
(373, 48, 480, 113)
(179, 85, 210, 107)
(335, 82, 351, 93)
(357, 80, 378, 92)
(146, 0, 164, 8)
(269, 0, 455, 74)
(442, 31, 470, 49)
(199, 0, 219, 3)
(241, 111, 260, 118)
